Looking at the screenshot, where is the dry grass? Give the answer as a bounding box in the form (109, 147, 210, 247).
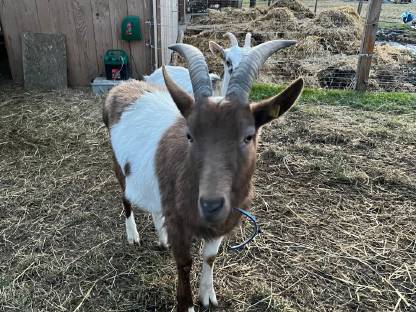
(1, 84, 415, 311)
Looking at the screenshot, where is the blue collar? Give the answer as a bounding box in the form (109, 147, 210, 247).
(229, 208, 261, 251)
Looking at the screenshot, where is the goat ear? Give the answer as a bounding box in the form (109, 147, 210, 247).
(162, 66, 194, 118)
(250, 78, 304, 128)
(209, 41, 226, 61)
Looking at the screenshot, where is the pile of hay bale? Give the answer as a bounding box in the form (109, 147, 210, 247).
(185, 1, 416, 91)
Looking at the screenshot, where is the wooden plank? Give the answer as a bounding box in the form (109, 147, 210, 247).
(71, 0, 99, 85)
(355, 0, 382, 91)
(127, 0, 150, 79)
(35, 0, 55, 32)
(0, 0, 40, 82)
(156, 0, 162, 67)
(159, 0, 178, 65)
(0, 0, 20, 81)
(142, 0, 153, 74)
(91, 0, 113, 76)
(48, 0, 81, 86)
(108, 0, 131, 76)
(152, 0, 159, 69)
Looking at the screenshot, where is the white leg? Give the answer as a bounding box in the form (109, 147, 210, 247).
(125, 211, 140, 244)
(199, 236, 223, 308)
(152, 211, 169, 248)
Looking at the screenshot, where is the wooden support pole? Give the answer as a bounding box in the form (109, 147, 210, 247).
(355, 0, 382, 92)
(314, 0, 319, 14)
(357, 0, 364, 15)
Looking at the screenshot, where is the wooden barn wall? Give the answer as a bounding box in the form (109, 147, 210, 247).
(156, 0, 178, 67)
(0, 0, 153, 86)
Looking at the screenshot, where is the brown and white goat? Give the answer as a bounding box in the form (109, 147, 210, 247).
(103, 41, 304, 312)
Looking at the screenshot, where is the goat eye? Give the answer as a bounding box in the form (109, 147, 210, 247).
(186, 133, 193, 142)
(226, 60, 232, 67)
(244, 134, 253, 144)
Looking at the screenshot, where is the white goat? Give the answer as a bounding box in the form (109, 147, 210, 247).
(144, 32, 251, 96)
(209, 32, 253, 96)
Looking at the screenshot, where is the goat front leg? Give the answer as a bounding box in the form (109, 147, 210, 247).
(171, 230, 194, 312)
(123, 196, 140, 244)
(199, 236, 223, 308)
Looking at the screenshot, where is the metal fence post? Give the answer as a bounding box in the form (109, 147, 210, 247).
(314, 0, 318, 14)
(355, 0, 382, 92)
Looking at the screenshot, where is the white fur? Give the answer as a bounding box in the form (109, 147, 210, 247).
(221, 45, 252, 96)
(187, 308, 195, 312)
(199, 237, 223, 307)
(110, 91, 180, 214)
(145, 65, 194, 95)
(144, 65, 221, 96)
(126, 212, 140, 244)
(152, 211, 169, 248)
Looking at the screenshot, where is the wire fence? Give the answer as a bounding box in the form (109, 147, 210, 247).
(184, 0, 416, 92)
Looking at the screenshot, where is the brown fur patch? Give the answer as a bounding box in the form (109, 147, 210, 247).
(103, 80, 163, 128)
(157, 107, 255, 240)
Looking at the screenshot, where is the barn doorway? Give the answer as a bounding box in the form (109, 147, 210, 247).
(0, 19, 12, 83)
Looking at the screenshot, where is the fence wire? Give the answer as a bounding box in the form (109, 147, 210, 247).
(184, 0, 416, 92)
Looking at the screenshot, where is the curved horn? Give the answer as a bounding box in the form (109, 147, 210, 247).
(223, 32, 238, 47)
(244, 33, 252, 48)
(168, 44, 212, 100)
(226, 40, 297, 104)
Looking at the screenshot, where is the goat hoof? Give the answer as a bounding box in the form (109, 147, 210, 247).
(126, 233, 140, 245)
(157, 241, 170, 250)
(199, 290, 218, 309)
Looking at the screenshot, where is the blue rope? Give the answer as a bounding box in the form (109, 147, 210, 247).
(229, 208, 261, 251)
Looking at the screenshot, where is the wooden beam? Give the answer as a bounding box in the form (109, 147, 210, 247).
(355, 0, 382, 92)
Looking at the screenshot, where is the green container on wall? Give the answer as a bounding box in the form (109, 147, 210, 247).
(121, 16, 142, 41)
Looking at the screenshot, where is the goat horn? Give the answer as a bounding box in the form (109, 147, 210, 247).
(168, 44, 213, 100)
(223, 32, 238, 47)
(244, 33, 252, 48)
(225, 40, 297, 104)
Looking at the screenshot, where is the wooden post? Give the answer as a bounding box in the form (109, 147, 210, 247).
(355, 0, 382, 92)
(314, 0, 318, 14)
(170, 29, 184, 65)
(357, 0, 364, 15)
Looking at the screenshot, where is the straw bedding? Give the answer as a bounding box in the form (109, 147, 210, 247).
(1, 84, 415, 311)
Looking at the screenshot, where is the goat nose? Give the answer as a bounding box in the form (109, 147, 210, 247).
(200, 197, 224, 216)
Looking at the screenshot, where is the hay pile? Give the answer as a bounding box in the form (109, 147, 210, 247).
(316, 6, 361, 28)
(252, 7, 298, 31)
(194, 8, 259, 25)
(186, 2, 416, 91)
(374, 44, 414, 65)
(269, 0, 314, 18)
(304, 6, 363, 54)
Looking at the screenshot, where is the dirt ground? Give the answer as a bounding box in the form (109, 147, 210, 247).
(1, 84, 415, 311)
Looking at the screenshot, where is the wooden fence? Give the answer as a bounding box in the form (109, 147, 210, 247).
(0, 0, 156, 86)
